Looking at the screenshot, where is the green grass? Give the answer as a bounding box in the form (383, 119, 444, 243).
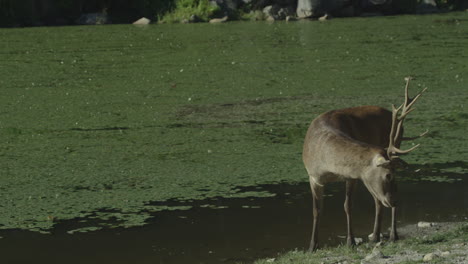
(254, 223, 468, 264)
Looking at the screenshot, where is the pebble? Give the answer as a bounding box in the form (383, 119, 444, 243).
(417, 221, 435, 228)
(423, 252, 438, 261)
(355, 237, 363, 245)
(363, 248, 384, 262)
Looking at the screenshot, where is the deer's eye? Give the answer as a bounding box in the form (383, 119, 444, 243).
(385, 174, 393, 181)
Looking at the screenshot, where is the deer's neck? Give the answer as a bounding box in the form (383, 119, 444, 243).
(316, 125, 382, 180)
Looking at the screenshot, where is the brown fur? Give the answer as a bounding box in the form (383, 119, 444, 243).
(303, 105, 399, 251)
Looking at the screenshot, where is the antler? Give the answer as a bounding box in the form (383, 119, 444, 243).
(387, 77, 427, 159)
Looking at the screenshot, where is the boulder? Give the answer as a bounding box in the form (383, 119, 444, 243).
(133, 17, 151, 25)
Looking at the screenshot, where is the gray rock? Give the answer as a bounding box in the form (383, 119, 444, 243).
(264, 5, 295, 20)
(318, 13, 331, 21)
(133, 17, 151, 25)
(354, 237, 364, 245)
(423, 252, 438, 261)
(209, 16, 228, 23)
(417, 0, 438, 14)
(418, 221, 435, 228)
(362, 248, 385, 263)
(296, 0, 316, 18)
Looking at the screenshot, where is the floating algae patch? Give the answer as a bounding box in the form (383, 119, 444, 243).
(1, 12, 467, 232)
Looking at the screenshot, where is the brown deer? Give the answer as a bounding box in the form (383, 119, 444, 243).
(303, 77, 427, 251)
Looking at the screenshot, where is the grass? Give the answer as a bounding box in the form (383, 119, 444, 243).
(253, 223, 468, 264)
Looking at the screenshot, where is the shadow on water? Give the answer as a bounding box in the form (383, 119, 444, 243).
(0, 162, 467, 264)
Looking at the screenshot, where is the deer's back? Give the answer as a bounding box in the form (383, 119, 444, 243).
(324, 105, 392, 147)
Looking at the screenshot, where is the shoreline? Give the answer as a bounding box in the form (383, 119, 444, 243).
(254, 221, 468, 264)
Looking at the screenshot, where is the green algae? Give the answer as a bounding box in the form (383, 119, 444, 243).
(0, 12, 467, 232)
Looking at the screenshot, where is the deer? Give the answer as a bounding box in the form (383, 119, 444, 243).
(302, 77, 427, 251)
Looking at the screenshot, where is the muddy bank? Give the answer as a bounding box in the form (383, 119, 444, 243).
(254, 221, 468, 264)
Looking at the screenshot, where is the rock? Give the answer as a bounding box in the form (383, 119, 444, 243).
(278, 7, 295, 20)
(263, 4, 295, 21)
(209, 16, 228, 23)
(285, 16, 297, 22)
(133, 17, 151, 25)
(423, 252, 438, 261)
(441, 251, 450, 257)
(418, 221, 435, 228)
(355, 237, 364, 245)
(373, 241, 384, 248)
(297, 0, 349, 18)
(318, 13, 331, 21)
(363, 248, 385, 263)
(417, 0, 438, 14)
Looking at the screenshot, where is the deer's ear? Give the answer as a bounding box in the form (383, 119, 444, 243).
(373, 155, 391, 168)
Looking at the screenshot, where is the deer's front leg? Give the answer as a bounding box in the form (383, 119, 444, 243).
(389, 206, 399, 241)
(370, 196, 382, 243)
(309, 182, 323, 252)
(344, 179, 357, 247)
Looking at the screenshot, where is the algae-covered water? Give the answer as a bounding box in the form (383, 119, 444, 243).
(0, 11, 467, 239)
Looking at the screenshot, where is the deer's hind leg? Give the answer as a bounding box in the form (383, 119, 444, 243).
(309, 180, 324, 252)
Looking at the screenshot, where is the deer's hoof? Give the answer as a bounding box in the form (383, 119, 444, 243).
(309, 243, 319, 252)
(347, 238, 356, 247)
(389, 233, 399, 242)
(368, 233, 382, 244)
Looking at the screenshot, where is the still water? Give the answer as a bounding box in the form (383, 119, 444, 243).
(1, 179, 466, 264)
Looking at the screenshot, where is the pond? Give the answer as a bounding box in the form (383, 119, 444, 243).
(0, 11, 467, 264)
(0, 178, 466, 263)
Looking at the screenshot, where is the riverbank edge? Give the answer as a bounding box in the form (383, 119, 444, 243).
(253, 221, 468, 264)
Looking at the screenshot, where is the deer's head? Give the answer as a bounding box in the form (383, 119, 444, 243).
(361, 153, 397, 208)
(365, 77, 427, 208)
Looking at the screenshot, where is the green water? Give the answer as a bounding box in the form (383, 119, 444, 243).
(0, 13, 467, 232)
